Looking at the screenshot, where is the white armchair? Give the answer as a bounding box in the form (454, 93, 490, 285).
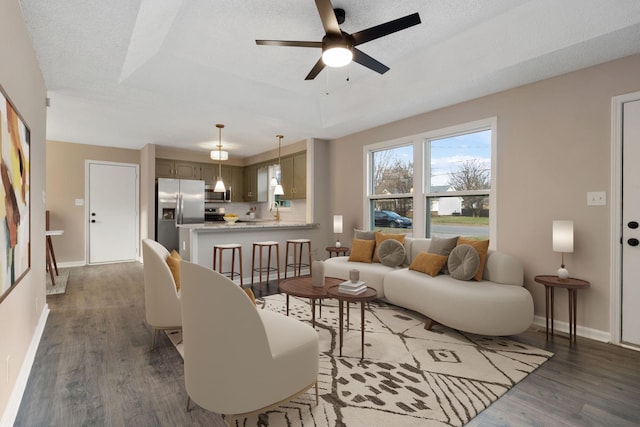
(142, 239, 182, 349)
(180, 261, 319, 423)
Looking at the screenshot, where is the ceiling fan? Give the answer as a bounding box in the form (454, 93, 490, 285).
(255, 0, 421, 80)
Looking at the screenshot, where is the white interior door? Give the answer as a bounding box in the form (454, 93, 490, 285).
(622, 99, 640, 347)
(88, 161, 139, 264)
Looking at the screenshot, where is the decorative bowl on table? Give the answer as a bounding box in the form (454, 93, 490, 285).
(223, 214, 239, 224)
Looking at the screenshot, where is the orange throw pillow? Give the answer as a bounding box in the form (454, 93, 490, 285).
(409, 252, 448, 277)
(373, 232, 406, 263)
(456, 237, 489, 281)
(348, 239, 376, 263)
(166, 250, 182, 291)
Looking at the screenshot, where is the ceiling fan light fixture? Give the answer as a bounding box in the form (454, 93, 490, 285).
(322, 46, 353, 67)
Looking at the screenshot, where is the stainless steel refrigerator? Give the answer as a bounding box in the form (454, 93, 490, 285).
(156, 178, 205, 251)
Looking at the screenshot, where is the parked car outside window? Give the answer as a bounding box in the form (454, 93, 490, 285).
(374, 210, 412, 228)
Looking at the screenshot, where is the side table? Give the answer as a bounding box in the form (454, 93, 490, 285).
(327, 284, 377, 359)
(534, 275, 590, 344)
(326, 246, 349, 258)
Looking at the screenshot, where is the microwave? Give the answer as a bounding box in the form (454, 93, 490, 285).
(205, 185, 231, 203)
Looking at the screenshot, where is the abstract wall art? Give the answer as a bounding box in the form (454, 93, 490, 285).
(0, 84, 31, 303)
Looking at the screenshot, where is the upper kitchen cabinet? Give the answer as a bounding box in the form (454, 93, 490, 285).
(156, 159, 200, 179)
(199, 164, 216, 184)
(280, 151, 306, 200)
(243, 164, 257, 201)
(228, 165, 245, 202)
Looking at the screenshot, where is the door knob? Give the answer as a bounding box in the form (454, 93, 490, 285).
(629, 221, 639, 229)
(628, 238, 639, 247)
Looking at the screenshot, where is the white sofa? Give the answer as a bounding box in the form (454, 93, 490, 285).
(323, 237, 534, 336)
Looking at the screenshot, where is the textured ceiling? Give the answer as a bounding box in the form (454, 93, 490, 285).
(18, 0, 640, 158)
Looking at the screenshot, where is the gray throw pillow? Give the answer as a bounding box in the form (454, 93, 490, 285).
(377, 239, 406, 267)
(428, 236, 458, 274)
(354, 229, 376, 240)
(447, 244, 480, 281)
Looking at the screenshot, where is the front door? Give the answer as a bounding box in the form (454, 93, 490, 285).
(88, 161, 139, 264)
(621, 99, 640, 347)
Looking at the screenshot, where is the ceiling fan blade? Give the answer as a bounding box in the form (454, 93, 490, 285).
(350, 12, 421, 46)
(314, 0, 341, 36)
(256, 40, 323, 48)
(305, 57, 326, 80)
(353, 48, 390, 75)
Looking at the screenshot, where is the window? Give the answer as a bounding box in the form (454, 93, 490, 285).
(425, 128, 491, 239)
(365, 118, 496, 241)
(368, 144, 413, 235)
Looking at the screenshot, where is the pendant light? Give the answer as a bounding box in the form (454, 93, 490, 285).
(274, 134, 285, 196)
(213, 124, 226, 193)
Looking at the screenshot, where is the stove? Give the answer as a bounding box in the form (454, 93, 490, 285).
(205, 206, 226, 222)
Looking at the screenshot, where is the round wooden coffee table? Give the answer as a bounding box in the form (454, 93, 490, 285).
(327, 284, 378, 359)
(279, 275, 343, 327)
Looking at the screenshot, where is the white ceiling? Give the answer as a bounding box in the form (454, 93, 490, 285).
(18, 0, 640, 158)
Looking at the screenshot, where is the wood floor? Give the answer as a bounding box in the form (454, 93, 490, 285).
(15, 262, 640, 426)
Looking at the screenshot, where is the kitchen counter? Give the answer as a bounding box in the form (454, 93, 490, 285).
(177, 222, 319, 281)
(179, 221, 316, 231)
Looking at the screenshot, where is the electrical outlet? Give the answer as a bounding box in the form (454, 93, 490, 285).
(587, 191, 606, 206)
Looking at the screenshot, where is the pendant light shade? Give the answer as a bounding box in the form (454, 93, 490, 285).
(210, 150, 228, 161)
(214, 124, 226, 193)
(273, 134, 285, 195)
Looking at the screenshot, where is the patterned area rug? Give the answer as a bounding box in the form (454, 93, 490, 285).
(167, 293, 552, 426)
(45, 269, 70, 295)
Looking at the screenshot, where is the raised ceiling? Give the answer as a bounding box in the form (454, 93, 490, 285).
(18, 0, 640, 157)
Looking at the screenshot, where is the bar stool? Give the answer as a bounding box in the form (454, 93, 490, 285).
(251, 241, 280, 292)
(285, 239, 312, 278)
(213, 243, 243, 286)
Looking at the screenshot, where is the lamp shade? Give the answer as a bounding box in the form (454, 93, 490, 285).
(213, 178, 226, 193)
(273, 184, 284, 196)
(553, 220, 574, 253)
(210, 150, 228, 161)
(333, 215, 343, 234)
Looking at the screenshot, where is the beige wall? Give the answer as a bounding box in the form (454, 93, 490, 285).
(46, 140, 140, 264)
(0, 0, 47, 420)
(330, 54, 640, 338)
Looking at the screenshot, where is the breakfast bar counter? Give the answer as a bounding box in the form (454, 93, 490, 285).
(177, 222, 319, 281)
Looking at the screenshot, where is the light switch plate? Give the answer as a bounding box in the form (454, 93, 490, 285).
(587, 191, 606, 206)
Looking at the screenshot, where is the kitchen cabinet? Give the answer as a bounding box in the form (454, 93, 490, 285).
(280, 152, 306, 199)
(156, 159, 175, 178)
(243, 164, 257, 201)
(199, 164, 217, 184)
(156, 159, 200, 179)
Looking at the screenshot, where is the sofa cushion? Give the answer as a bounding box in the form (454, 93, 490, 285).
(448, 244, 480, 281)
(409, 252, 448, 277)
(166, 250, 182, 291)
(427, 236, 458, 274)
(457, 237, 490, 281)
(373, 232, 407, 263)
(377, 239, 406, 267)
(348, 239, 376, 263)
(354, 229, 376, 240)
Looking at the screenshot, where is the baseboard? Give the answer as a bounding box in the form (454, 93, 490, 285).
(57, 260, 86, 268)
(0, 304, 50, 427)
(532, 315, 611, 343)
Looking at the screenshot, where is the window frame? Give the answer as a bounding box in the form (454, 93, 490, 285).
(364, 117, 497, 245)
